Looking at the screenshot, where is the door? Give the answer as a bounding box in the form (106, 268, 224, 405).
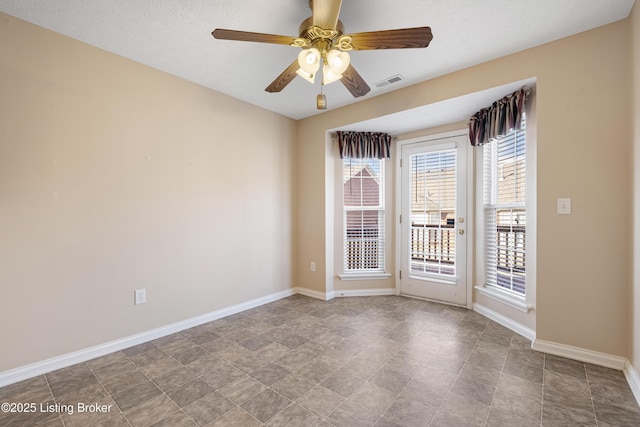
(399, 135, 467, 305)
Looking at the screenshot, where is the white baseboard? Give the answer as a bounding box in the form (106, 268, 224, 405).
(295, 287, 334, 301)
(624, 360, 640, 407)
(334, 288, 396, 297)
(474, 303, 627, 372)
(474, 303, 640, 405)
(532, 339, 626, 370)
(473, 303, 535, 341)
(0, 288, 296, 388)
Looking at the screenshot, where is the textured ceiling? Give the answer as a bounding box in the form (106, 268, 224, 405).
(0, 0, 635, 120)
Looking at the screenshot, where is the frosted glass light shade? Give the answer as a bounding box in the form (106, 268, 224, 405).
(326, 49, 350, 75)
(296, 48, 321, 84)
(296, 68, 316, 83)
(323, 49, 350, 84)
(297, 48, 321, 73)
(322, 64, 342, 84)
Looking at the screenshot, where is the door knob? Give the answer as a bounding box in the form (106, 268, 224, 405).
(458, 228, 465, 235)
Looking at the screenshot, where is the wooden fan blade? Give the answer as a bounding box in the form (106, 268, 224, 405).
(312, 0, 342, 30)
(341, 64, 371, 98)
(212, 29, 296, 45)
(265, 60, 300, 93)
(348, 26, 433, 50)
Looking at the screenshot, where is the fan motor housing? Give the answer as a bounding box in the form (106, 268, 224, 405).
(298, 17, 345, 41)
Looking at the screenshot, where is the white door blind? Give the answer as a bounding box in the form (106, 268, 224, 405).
(343, 158, 385, 272)
(410, 149, 457, 276)
(484, 116, 526, 294)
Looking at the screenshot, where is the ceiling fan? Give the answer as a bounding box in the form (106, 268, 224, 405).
(212, 0, 433, 109)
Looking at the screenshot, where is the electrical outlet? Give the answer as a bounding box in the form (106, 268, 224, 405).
(310, 262, 316, 272)
(135, 289, 146, 305)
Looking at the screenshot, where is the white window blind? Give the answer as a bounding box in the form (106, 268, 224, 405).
(484, 116, 526, 294)
(409, 149, 457, 276)
(343, 158, 385, 272)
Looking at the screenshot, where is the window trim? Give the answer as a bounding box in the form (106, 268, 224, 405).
(475, 285, 533, 313)
(338, 272, 392, 281)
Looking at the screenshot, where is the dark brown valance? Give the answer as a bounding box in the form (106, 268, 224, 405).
(469, 88, 530, 147)
(336, 131, 393, 159)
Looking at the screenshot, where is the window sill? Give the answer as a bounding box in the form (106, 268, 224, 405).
(338, 273, 392, 281)
(474, 285, 534, 313)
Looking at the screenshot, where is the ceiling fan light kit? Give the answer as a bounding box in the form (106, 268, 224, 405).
(212, 0, 433, 110)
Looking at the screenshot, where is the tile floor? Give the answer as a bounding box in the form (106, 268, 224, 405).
(1, 295, 639, 427)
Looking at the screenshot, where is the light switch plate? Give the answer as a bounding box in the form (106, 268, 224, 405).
(557, 198, 572, 215)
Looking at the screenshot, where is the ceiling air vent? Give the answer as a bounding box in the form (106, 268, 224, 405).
(375, 74, 405, 88)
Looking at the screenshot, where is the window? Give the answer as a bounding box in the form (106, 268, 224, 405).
(409, 149, 457, 276)
(483, 116, 526, 295)
(343, 158, 385, 272)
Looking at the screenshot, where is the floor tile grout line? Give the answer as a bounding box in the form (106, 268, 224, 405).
(117, 344, 198, 427)
(584, 357, 599, 426)
(151, 337, 274, 427)
(206, 329, 335, 425)
(42, 373, 68, 427)
(480, 331, 511, 427)
(427, 318, 486, 426)
(83, 361, 133, 427)
(360, 332, 409, 421)
(285, 312, 411, 425)
(116, 348, 170, 427)
(268, 322, 368, 426)
(540, 353, 545, 427)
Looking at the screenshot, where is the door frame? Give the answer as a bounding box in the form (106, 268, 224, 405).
(395, 129, 474, 308)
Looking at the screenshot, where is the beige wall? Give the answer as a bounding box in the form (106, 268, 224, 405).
(296, 21, 631, 357)
(0, 14, 296, 373)
(631, 1, 640, 376)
